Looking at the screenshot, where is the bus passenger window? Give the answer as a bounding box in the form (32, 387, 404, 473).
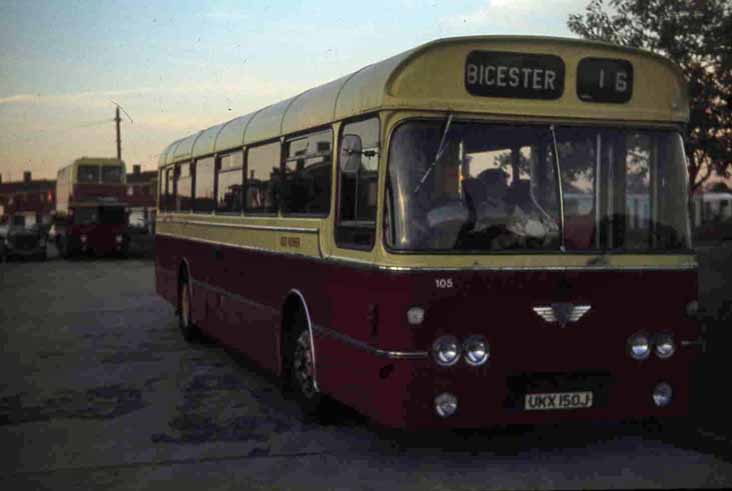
(194, 156, 215, 213)
(282, 129, 332, 216)
(78, 165, 100, 183)
(176, 162, 193, 211)
(216, 151, 244, 213)
(101, 166, 123, 183)
(165, 166, 175, 211)
(336, 117, 380, 249)
(246, 142, 281, 214)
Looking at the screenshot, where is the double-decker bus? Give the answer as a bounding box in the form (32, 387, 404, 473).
(55, 157, 130, 258)
(155, 36, 701, 429)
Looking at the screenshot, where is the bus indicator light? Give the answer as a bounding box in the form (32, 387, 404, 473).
(407, 307, 425, 326)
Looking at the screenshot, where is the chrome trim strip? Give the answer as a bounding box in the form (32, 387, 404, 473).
(190, 278, 278, 315)
(163, 219, 319, 234)
(366, 263, 697, 272)
(312, 324, 429, 360)
(288, 289, 319, 392)
(681, 338, 706, 352)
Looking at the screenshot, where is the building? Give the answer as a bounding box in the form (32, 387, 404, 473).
(125, 165, 158, 232)
(0, 171, 56, 226)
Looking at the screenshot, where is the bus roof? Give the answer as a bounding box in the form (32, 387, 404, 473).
(159, 35, 689, 168)
(58, 157, 126, 175)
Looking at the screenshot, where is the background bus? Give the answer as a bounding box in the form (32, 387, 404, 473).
(54, 157, 130, 258)
(155, 36, 700, 429)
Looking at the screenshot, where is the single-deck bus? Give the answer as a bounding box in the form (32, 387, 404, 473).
(55, 157, 130, 257)
(155, 36, 701, 429)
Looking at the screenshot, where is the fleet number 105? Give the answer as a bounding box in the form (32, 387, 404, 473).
(435, 278, 454, 289)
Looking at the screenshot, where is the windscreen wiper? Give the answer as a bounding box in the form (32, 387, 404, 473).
(549, 124, 566, 252)
(414, 113, 454, 195)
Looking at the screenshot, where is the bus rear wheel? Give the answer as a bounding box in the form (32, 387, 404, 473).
(58, 237, 72, 259)
(178, 278, 198, 342)
(288, 321, 326, 419)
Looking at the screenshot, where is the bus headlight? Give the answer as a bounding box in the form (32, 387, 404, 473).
(80, 234, 88, 244)
(434, 393, 458, 418)
(463, 335, 489, 366)
(654, 333, 675, 359)
(432, 335, 461, 367)
(628, 332, 651, 360)
(652, 382, 672, 407)
(115, 234, 123, 244)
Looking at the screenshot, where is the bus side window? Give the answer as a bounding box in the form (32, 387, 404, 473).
(175, 162, 192, 212)
(282, 129, 332, 216)
(216, 150, 244, 213)
(336, 117, 380, 249)
(245, 142, 281, 214)
(193, 156, 215, 213)
(166, 166, 175, 212)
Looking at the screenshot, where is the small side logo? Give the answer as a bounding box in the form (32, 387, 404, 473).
(533, 303, 591, 328)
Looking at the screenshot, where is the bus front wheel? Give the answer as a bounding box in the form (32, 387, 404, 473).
(178, 277, 198, 342)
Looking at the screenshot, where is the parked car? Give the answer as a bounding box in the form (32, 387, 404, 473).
(0, 216, 48, 261)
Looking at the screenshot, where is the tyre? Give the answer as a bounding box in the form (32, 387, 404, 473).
(59, 237, 72, 259)
(118, 243, 129, 259)
(178, 277, 198, 342)
(287, 317, 327, 420)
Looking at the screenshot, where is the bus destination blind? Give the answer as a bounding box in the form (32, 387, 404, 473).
(576, 57, 633, 103)
(465, 51, 565, 100)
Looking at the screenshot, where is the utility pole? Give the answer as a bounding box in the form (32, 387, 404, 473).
(115, 106, 122, 161)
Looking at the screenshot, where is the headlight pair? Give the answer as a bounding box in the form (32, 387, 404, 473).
(432, 335, 489, 367)
(628, 332, 675, 360)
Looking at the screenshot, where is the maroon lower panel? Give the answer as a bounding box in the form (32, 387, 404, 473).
(70, 223, 127, 255)
(155, 234, 701, 429)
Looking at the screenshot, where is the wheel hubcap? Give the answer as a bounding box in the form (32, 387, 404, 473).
(294, 331, 316, 399)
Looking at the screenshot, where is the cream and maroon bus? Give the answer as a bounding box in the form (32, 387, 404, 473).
(155, 36, 701, 429)
(55, 157, 129, 258)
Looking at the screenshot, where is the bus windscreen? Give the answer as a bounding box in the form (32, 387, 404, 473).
(101, 166, 124, 183)
(386, 121, 690, 252)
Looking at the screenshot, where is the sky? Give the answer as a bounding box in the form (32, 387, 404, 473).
(0, 0, 590, 181)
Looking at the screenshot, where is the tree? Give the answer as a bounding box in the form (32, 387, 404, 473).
(567, 0, 732, 194)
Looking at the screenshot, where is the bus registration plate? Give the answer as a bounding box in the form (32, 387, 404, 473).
(524, 391, 593, 411)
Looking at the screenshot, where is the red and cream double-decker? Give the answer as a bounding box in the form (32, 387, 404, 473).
(155, 36, 701, 429)
(54, 157, 129, 258)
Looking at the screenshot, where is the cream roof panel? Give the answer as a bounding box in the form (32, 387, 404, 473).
(333, 49, 416, 120)
(172, 133, 200, 162)
(214, 114, 256, 153)
(160, 140, 181, 166)
(281, 75, 351, 134)
(243, 97, 296, 144)
(160, 36, 688, 169)
(192, 124, 224, 159)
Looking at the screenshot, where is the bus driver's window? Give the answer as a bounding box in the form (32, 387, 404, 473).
(336, 117, 380, 249)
